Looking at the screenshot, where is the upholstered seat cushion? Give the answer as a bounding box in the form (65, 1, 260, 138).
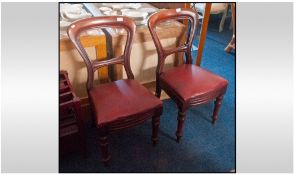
(89, 79, 162, 126)
(160, 64, 228, 103)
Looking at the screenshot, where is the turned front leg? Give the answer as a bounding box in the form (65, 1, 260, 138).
(152, 114, 160, 146)
(98, 128, 111, 166)
(176, 109, 186, 143)
(212, 95, 224, 124)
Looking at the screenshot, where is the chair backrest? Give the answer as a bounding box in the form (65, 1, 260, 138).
(148, 8, 199, 74)
(67, 16, 136, 91)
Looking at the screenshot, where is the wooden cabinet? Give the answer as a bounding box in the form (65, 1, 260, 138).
(59, 71, 86, 157)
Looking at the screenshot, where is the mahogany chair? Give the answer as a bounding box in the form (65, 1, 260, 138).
(67, 16, 163, 165)
(148, 8, 228, 143)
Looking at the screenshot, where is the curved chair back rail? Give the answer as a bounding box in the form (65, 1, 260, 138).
(148, 8, 200, 74)
(67, 16, 136, 91)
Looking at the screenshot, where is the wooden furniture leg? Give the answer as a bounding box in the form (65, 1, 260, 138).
(98, 128, 110, 166)
(176, 109, 187, 143)
(225, 35, 235, 53)
(74, 101, 87, 158)
(152, 114, 160, 146)
(211, 95, 224, 124)
(219, 6, 228, 32)
(225, 3, 236, 53)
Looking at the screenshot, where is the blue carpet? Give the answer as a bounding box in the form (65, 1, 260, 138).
(59, 14, 235, 173)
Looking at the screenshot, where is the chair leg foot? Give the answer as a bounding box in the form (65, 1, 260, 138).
(211, 95, 224, 124)
(175, 109, 186, 143)
(99, 128, 111, 166)
(152, 114, 160, 146)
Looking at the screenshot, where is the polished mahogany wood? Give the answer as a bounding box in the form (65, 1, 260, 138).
(67, 16, 135, 91)
(148, 9, 228, 142)
(67, 16, 163, 165)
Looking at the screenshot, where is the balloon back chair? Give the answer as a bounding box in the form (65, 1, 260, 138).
(148, 8, 228, 143)
(67, 16, 163, 165)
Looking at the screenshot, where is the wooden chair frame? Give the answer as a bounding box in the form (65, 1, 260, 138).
(68, 16, 162, 165)
(148, 8, 228, 142)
